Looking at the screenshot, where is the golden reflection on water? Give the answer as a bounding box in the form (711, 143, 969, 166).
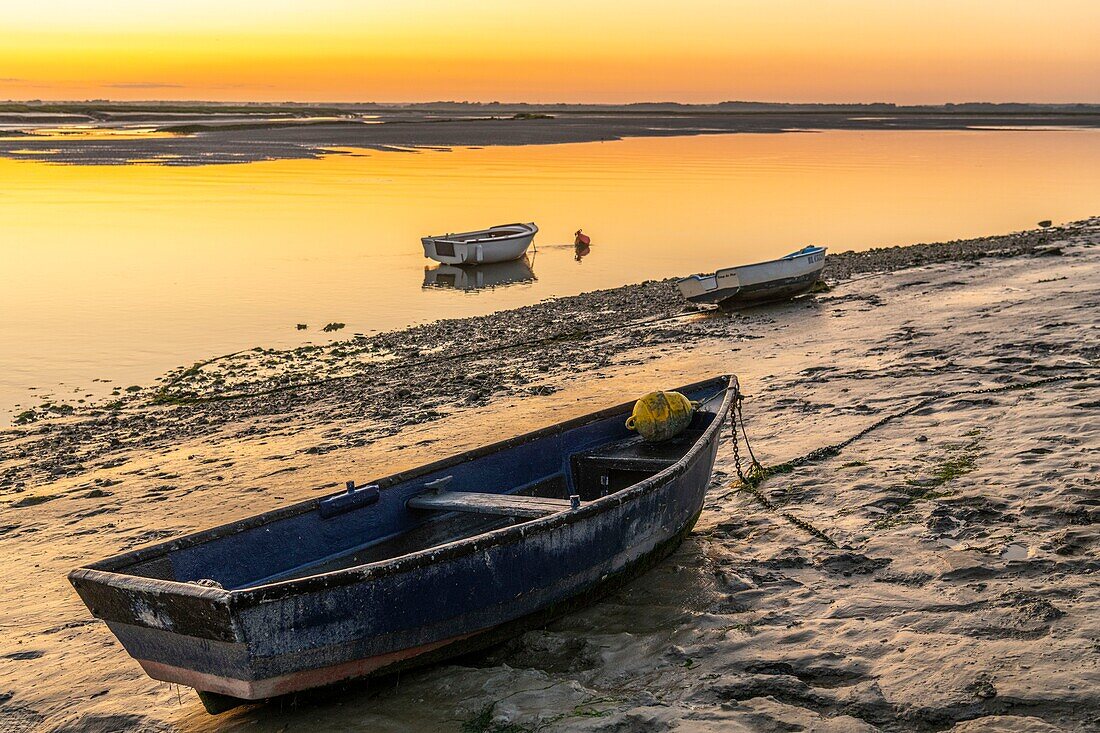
(14, 125, 180, 140)
(2, 129, 1099, 418)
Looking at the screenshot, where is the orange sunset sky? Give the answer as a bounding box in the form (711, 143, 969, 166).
(2, 0, 1099, 104)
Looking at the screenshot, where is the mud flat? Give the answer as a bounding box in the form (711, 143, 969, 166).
(0, 220, 1097, 731)
(2, 106, 1100, 165)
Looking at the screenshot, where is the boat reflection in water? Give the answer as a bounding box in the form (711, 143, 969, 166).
(423, 257, 537, 292)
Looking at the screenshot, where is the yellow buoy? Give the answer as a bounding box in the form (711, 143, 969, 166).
(625, 390, 695, 442)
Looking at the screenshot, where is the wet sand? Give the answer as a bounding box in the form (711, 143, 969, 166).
(3, 108, 1100, 165)
(0, 220, 1097, 731)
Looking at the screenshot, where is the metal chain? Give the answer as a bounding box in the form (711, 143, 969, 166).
(778, 373, 1086, 475)
(735, 397, 761, 470)
(737, 481, 840, 548)
(729, 407, 745, 484)
(718, 372, 1096, 549)
(729, 389, 764, 485)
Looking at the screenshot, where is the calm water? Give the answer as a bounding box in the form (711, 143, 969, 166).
(3, 129, 1099, 421)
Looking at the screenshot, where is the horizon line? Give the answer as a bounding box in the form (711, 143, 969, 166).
(4, 98, 1100, 107)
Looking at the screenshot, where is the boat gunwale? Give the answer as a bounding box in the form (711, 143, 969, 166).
(69, 375, 735, 607)
(424, 222, 538, 245)
(678, 245, 827, 284)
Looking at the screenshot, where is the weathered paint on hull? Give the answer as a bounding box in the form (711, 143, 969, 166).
(147, 508, 701, 711)
(138, 633, 472, 699)
(679, 246, 826, 306)
(689, 269, 822, 307)
(68, 377, 734, 712)
(100, 439, 716, 700)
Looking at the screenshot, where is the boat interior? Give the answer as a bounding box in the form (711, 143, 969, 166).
(470, 228, 524, 239)
(782, 245, 826, 259)
(97, 380, 726, 592)
(435, 224, 532, 243)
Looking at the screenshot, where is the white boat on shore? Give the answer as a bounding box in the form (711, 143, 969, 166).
(422, 222, 538, 265)
(678, 246, 827, 307)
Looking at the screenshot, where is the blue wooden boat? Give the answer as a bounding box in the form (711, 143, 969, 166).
(69, 375, 737, 713)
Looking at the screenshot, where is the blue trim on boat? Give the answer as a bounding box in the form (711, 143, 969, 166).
(68, 375, 736, 704)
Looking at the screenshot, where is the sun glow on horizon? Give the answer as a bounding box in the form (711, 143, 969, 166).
(2, 0, 1099, 103)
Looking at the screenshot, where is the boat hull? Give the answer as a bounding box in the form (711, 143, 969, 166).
(69, 377, 733, 706)
(679, 246, 826, 307)
(132, 509, 702, 705)
(688, 267, 823, 306)
(421, 223, 537, 265)
(88, 442, 717, 700)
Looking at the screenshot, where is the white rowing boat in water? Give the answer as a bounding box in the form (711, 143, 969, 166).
(678, 246, 827, 307)
(422, 223, 538, 265)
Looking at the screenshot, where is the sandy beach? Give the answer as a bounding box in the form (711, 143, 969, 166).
(1, 219, 1097, 732)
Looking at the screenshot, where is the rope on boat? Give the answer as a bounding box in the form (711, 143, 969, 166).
(721, 372, 1098, 549)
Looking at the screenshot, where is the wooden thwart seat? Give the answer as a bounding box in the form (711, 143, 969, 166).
(407, 491, 576, 519)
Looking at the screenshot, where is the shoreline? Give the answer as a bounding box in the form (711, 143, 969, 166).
(0, 219, 1097, 731)
(0, 216, 1091, 493)
(3, 109, 1100, 165)
(1, 220, 1091, 454)
(1, 220, 1084, 429)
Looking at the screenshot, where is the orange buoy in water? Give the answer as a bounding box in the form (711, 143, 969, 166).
(574, 229, 591, 246)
